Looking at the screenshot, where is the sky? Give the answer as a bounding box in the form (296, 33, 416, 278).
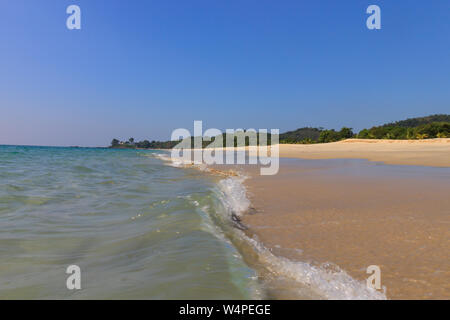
(0, 0, 449, 147)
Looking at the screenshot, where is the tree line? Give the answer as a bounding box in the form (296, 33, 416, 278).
(357, 115, 449, 139)
(109, 114, 449, 149)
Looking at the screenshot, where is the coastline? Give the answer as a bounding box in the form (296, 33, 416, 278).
(212, 170, 387, 300)
(157, 139, 450, 299)
(277, 138, 450, 167)
(169, 138, 450, 167)
(155, 152, 387, 299)
(239, 160, 450, 299)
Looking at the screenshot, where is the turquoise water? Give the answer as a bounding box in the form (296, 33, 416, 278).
(0, 146, 257, 299)
(0, 146, 394, 300)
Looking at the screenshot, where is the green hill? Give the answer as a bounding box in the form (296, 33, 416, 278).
(279, 127, 322, 143)
(358, 114, 449, 140)
(109, 114, 450, 148)
(381, 114, 450, 128)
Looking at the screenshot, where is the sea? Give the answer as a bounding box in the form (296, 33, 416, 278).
(0, 145, 386, 299)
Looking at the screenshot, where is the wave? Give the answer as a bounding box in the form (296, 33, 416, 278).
(153, 151, 387, 300)
(216, 177, 251, 218)
(152, 152, 207, 170)
(215, 176, 387, 300)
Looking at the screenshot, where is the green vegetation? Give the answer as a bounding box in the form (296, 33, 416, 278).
(278, 127, 322, 144)
(110, 138, 180, 149)
(357, 114, 449, 139)
(110, 131, 275, 150)
(278, 127, 355, 144)
(109, 114, 449, 149)
(318, 127, 355, 143)
(378, 114, 450, 128)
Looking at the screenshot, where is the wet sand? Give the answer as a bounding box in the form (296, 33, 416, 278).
(241, 160, 450, 299)
(184, 139, 450, 299)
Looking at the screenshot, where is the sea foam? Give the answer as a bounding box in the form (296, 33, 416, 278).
(215, 175, 387, 300)
(155, 151, 387, 300)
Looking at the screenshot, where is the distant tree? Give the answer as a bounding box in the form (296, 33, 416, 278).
(318, 129, 342, 143)
(136, 140, 151, 148)
(111, 139, 120, 147)
(357, 118, 449, 140)
(406, 128, 416, 139)
(108, 115, 449, 149)
(339, 127, 354, 139)
(279, 127, 322, 143)
(357, 129, 370, 139)
(383, 114, 450, 128)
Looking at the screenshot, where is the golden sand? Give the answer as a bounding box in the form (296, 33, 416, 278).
(204, 139, 450, 299)
(278, 138, 450, 167)
(240, 162, 450, 299)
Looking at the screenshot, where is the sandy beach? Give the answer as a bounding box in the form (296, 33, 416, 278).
(242, 162, 450, 299)
(277, 138, 450, 167)
(211, 139, 450, 299)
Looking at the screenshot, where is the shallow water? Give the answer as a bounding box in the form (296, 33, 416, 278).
(1, 146, 408, 300)
(243, 158, 450, 299)
(0, 146, 257, 299)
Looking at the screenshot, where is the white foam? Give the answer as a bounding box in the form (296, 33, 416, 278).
(216, 176, 387, 300)
(151, 154, 387, 300)
(217, 177, 251, 217)
(244, 235, 387, 300)
(153, 153, 207, 170)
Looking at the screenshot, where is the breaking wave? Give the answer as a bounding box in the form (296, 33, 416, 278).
(154, 151, 387, 300)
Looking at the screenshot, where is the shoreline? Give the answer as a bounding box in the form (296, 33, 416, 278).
(238, 160, 450, 300)
(164, 138, 450, 167)
(212, 169, 386, 300)
(154, 141, 450, 299)
(154, 152, 386, 299)
(276, 138, 450, 167)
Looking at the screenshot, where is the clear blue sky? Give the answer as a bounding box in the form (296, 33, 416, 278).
(1, 0, 449, 147)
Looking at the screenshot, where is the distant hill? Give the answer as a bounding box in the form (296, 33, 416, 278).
(381, 114, 450, 128)
(279, 127, 322, 143)
(109, 114, 450, 148)
(358, 114, 449, 140)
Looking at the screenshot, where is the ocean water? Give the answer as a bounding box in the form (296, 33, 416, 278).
(0, 145, 386, 300)
(0, 145, 258, 299)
